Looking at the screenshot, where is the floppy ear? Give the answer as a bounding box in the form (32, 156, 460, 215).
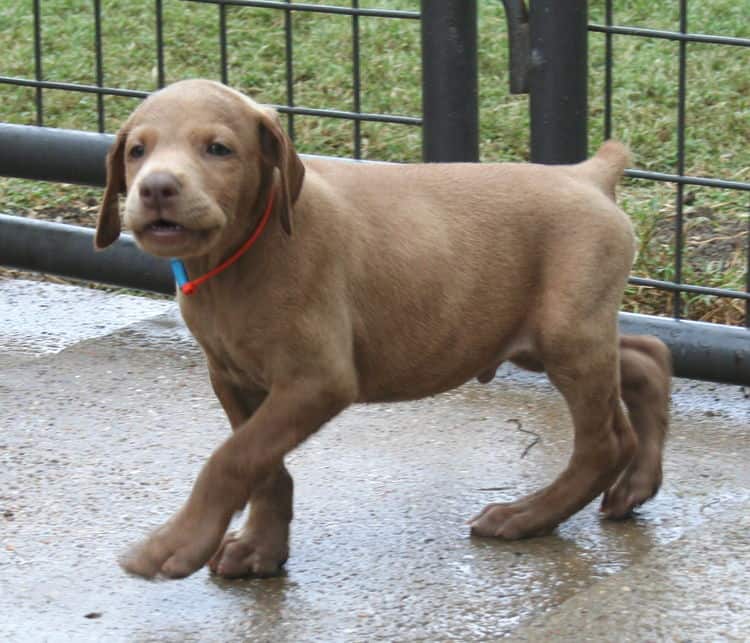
(258, 111, 305, 236)
(94, 129, 127, 250)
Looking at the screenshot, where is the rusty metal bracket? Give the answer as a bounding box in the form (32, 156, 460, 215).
(500, 0, 530, 94)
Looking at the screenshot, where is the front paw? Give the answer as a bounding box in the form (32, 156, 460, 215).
(208, 524, 289, 579)
(120, 509, 232, 579)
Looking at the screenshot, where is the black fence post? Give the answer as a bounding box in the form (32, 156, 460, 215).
(420, 0, 478, 162)
(528, 0, 588, 164)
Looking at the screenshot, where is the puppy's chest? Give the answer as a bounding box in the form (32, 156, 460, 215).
(183, 310, 270, 389)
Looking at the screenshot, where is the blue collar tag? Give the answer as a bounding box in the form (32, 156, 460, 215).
(170, 259, 189, 290)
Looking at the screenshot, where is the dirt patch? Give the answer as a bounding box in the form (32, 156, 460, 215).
(653, 205, 748, 275)
(22, 203, 99, 227)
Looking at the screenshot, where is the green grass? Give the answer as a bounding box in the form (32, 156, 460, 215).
(1, 0, 748, 323)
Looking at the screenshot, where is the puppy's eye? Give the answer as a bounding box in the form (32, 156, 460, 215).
(207, 142, 233, 157)
(129, 143, 146, 159)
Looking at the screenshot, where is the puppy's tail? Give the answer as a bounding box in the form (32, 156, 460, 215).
(577, 140, 631, 200)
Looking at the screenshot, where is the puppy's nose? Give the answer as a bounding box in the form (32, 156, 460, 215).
(139, 172, 180, 209)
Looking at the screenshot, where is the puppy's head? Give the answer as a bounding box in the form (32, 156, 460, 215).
(95, 79, 305, 258)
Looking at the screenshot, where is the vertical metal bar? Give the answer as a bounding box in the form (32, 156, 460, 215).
(499, 0, 530, 95)
(674, 0, 688, 319)
(219, 3, 228, 84)
(420, 0, 478, 162)
(529, 0, 588, 163)
(604, 0, 613, 140)
(33, 0, 43, 126)
(155, 0, 166, 88)
(94, 0, 105, 132)
(352, 0, 362, 159)
(284, 1, 295, 140)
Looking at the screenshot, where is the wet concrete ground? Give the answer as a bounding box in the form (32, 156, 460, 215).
(1, 278, 748, 642)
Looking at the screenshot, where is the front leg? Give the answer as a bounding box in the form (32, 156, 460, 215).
(209, 365, 266, 430)
(208, 463, 293, 578)
(120, 377, 355, 579)
(208, 371, 290, 577)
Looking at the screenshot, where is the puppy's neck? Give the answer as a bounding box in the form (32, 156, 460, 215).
(178, 183, 280, 297)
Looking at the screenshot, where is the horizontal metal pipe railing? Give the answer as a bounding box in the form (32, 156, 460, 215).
(1, 123, 748, 384)
(0, 213, 173, 294)
(618, 313, 749, 385)
(0, 123, 112, 186)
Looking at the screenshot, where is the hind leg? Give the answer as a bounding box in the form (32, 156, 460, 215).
(601, 335, 671, 518)
(471, 319, 638, 538)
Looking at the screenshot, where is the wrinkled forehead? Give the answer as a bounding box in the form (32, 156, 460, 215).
(127, 80, 266, 131)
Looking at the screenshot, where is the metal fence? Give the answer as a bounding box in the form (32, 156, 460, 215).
(593, 1, 750, 327)
(0, 0, 477, 162)
(1, 0, 748, 384)
(519, 2, 750, 326)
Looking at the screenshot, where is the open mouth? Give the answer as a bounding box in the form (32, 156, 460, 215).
(134, 217, 217, 257)
(146, 219, 187, 236)
(136, 219, 196, 252)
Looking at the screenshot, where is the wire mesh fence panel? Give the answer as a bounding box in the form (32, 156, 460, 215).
(589, 0, 749, 327)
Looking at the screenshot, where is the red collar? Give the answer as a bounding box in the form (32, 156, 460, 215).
(174, 188, 275, 295)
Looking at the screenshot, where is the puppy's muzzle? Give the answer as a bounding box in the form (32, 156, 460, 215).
(139, 171, 181, 212)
